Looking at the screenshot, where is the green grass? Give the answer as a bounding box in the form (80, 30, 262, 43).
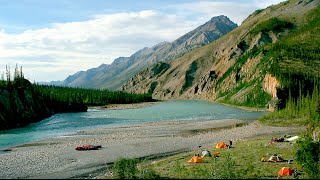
(136, 134, 306, 179)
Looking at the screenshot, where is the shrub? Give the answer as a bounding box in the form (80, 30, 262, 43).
(251, 17, 294, 35)
(113, 158, 139, 179)
(181, 61, 197, 93)
(296, 136, 320, 179)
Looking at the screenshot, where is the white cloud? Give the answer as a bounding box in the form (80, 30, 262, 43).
(0, 10, 199, 82)
(255, 0, 286, 9)
(0, 0, 286, 82)
(174, 0, 286, 25)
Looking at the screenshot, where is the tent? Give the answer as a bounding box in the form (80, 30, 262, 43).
(268, 154, 286, 162)
(201, 150, 212, 157)
(215, 142, 228, 149)
(284, 136, 299, 142)
(278, 167, 293, 178)
(187, 156, 203, 163)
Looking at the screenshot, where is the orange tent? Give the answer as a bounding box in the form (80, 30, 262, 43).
(278, 167, 293, 177)
(215, 142, 228, 149)
(187, 156, 203, 163)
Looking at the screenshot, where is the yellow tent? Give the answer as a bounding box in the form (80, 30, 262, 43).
(215, 142, 228, 149)
(187, 156, 203, 163)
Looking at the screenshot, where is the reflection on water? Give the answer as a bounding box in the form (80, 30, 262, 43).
(0, 100, 267, 150)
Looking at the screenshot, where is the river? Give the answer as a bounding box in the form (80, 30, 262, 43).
(0, 100, 267, 151)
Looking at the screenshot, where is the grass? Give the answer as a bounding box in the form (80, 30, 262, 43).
(134, 133, 306, 179)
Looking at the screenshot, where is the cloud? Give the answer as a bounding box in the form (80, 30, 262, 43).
(0, 0, 286, 82)
(0, 10, 199, 82)
(255, 0, 286, 9)
(172, 0, 285, 25)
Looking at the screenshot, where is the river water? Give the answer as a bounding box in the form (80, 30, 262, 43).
(0, 100, 267, 150)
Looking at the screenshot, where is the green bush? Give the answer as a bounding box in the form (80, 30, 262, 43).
(112, 158, 162, 179)
(113, 158, 139, 179)
(181, 61, 198, 94)
(251, 17, 294, 35)
(296, 137, 320, 179)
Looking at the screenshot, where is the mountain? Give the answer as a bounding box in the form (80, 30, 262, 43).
(122, 0, 320, 111)
(37, 80, 63, 86)
(59, 15, 238, 89)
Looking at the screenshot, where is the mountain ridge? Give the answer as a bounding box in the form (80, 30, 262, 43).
(54, 15, 238, 89)
(122, 0, 320, 110)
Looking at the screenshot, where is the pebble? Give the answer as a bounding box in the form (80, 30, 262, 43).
(0, 119, 303, 179)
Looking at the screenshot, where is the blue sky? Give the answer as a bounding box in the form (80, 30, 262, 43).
(0, 0, 285, 82)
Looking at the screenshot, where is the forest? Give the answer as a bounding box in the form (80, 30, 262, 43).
(0, 65, 154, 130)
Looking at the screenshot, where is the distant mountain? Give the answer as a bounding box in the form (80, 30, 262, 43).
(37, 80, 63, 86)
(122, 0, 320, 110)
(58, 15, 238, 89)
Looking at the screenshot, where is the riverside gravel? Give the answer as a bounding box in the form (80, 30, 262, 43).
(0, 119, 303, 179)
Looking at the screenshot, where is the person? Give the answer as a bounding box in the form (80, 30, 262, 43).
(229, 140, 233, 148)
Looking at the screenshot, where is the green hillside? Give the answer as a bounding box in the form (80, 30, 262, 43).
(216, 2, 320, 110)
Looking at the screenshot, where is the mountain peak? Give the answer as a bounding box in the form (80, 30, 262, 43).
(60, 15, 238, 89)
(212, 15, 228, 19)
(209, 15, 238, 26)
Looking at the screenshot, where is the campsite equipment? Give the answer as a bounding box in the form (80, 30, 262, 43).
(201, 150, 212, 157)
(284, 136, 299, 142)
(187, 156, 203, 163)
(213, 152, 220, 158)
(75, 145, 102, 150)
(261, 157, 267, 162)
(215, 142, 228, 149)
(277, 167, 293, 179)
(268, 154, 286, 162)
(272, 137, 285, 142)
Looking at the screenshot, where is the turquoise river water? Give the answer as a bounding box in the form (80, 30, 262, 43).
(0, 100, 267, 151)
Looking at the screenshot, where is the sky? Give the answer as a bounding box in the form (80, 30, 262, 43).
(0, 0, 285, 82)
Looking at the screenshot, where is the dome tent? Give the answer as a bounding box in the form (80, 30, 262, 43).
(215, 141, 228, 149)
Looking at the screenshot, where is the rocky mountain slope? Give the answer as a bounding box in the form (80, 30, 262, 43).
(60, 15, 237, 89)
(122, 0, 320, 110)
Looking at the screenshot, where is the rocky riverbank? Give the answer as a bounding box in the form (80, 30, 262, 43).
(0, 118, 303, 179)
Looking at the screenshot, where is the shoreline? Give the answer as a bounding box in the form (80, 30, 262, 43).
(215, 101, 271, 112)
(0, 117, 303, 179)
(89, 99, 269, 113)
(88, 101, 161, 110)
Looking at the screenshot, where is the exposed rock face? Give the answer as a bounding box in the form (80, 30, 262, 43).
(122, 0, 320, 109)
(59, 15, 238, 90)
(263, 74, 280, 99)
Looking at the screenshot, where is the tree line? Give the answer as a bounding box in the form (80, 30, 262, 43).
(0, 65, 154, 130)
